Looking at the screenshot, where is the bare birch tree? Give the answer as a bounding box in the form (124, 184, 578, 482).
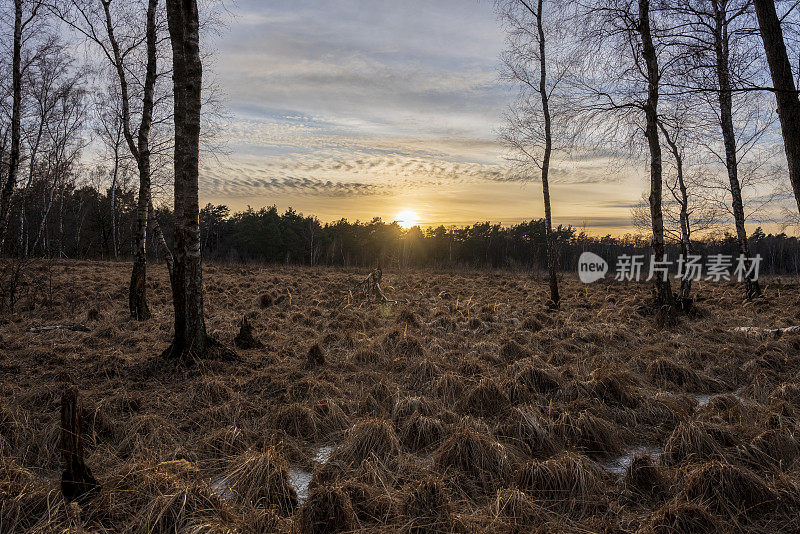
(569, 0, 677, 311)
(49, 0, 173, 319)
(497, 0, 569, 307)
(0, 0, 42, 250)
(670, 0, 771, 298)
(752, 0, 800, 216)
(162, 0, 231, 361)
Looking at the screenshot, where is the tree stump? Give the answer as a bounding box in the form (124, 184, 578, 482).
(307, 343, 326, 368)
(234, 316, 262, 349)
(60, 387, 99, 503)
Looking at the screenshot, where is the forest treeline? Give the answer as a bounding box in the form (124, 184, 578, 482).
(9, 178, 799, 274)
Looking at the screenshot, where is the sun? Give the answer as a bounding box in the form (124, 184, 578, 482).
(395, 210, 419, 229)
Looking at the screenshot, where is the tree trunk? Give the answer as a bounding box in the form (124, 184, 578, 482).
(125, 0, 159, 320)
(129, 166, 151, 320)
(0, 0, 23, 250)
(753, 0, 800, 217)
(639, 0, 675, 310)
(149, 200, 174, 277)
(19, 116, 45, 258)
(110, 145, 119, 259)
(163, 0, 231, 361)
(712, 1, 761, 299)
(535, 0, 560, 306)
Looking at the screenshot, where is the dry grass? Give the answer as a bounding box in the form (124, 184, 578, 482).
(2, 261, 800, 532)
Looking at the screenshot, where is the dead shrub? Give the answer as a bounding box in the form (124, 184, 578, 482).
(301, 484, 357, 534)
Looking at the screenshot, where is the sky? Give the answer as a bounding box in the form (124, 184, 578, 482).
(198, 0, 661, 234)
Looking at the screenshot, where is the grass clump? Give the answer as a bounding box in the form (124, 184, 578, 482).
(399, 413, 445, 451)
(400, 477, 453, 534)
(491, 487, 545, 527)
(681, 460, 777, 519)
(301, 484, 357, 534)
(515, 451, 604, 514)
(459, 378, 509, 418)
(224, 447, 298, 515)
(638, 502, 727, 534)
(332, 418, 400, 466)
(434, 427, 508, 495)
(553, 410, 624, 457)
(496, 407, 559, 458)
(661, 421, 723, 466)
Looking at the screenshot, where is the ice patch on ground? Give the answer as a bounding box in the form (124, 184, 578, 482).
(289, 467, 313, 504)
(211, 476, 234, 502)
(289, 444, 338, 505)
(601, 446, 662, 476)
(314, 445, 335, 463)
(694, 393, 712, 406)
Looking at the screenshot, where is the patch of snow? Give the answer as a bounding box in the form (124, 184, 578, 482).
(314, 445, 335, 463)
(289, 467, 313, 504)
(287, 444, 338, 504)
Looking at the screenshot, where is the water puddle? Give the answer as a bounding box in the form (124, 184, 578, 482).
(601, 446, 662, 476)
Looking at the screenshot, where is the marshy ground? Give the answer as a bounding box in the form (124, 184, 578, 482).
(2, 260, 800, 532)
